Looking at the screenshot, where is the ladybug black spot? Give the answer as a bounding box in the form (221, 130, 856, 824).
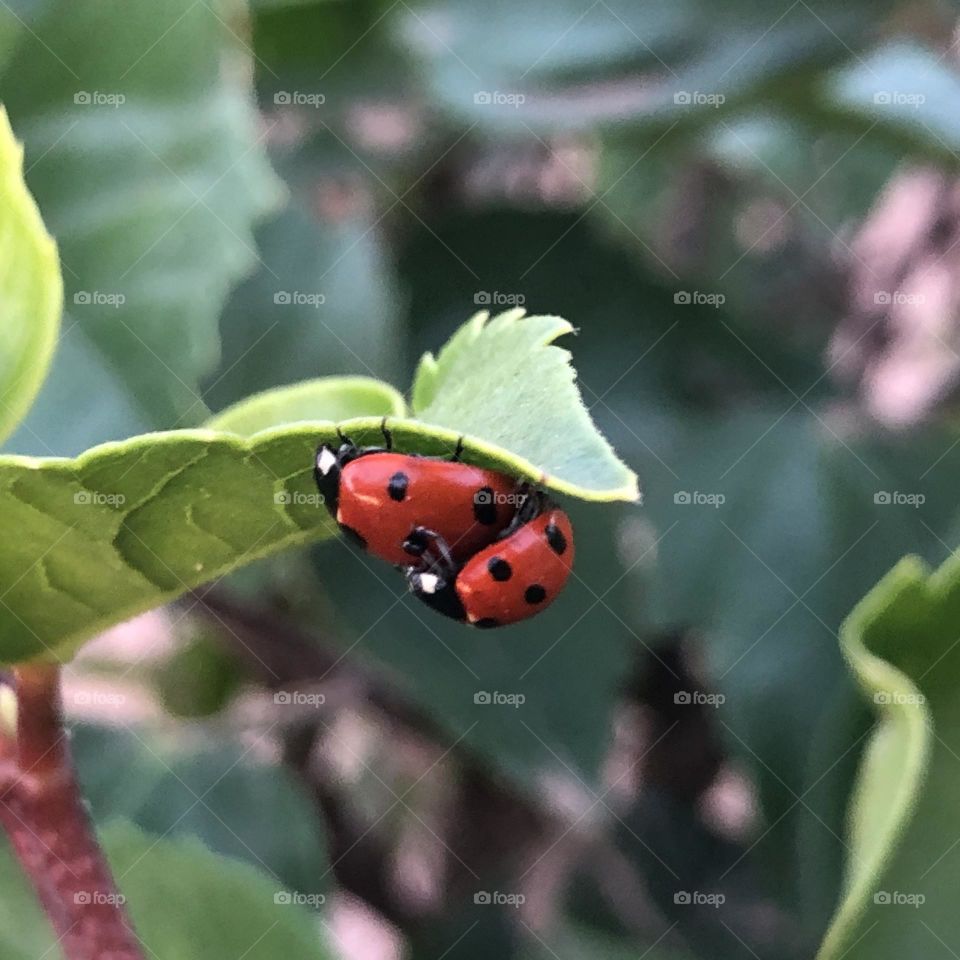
(339, 523, 367, 550)
(487, 557, 512, 581)
(388, 472, 409, 502)
(474, 617, 499, 629)
(545, 522, 567, 555)
(473, 487, 498, 525)
(524, 584, 546, 605)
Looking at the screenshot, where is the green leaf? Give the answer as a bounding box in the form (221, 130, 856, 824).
(74, 726, 329, 896)
(2, 0, 283, 434)
(399, 0, 895, 132)
(411, 309, 638, 501)
(816, 553, 960, 960)
(208, 375, 407, 435)
(826, 42, 960, 161)
(0, 821, 330, 960)
(0, 376, 405, 665)
(105, 823, 328, 959)
(0, 106, 60, 446)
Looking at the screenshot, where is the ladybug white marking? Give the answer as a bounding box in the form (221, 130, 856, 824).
(417, 573, 441, 595)
(317, 447, 338, 476)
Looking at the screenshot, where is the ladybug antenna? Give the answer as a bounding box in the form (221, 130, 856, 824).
(380, 416, 393, 451)
(336, 425, 355, 447)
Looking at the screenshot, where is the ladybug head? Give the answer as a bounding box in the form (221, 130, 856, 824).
(406, 569, 466, 622)
(314, 442, 360, 516)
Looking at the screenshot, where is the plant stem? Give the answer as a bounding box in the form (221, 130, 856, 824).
(0, 662, 144, 960)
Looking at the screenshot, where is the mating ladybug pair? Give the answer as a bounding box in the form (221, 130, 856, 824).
(314, 422, 574, 628)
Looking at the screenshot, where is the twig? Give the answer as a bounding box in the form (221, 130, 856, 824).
(0, 662, 144, 960)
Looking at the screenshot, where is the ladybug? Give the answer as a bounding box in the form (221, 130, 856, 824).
(405, 498, 575, 627)
(314, 420, 519, 566)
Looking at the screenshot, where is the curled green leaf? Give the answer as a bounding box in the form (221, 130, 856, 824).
(817, 553, 960, 960)
(0, 106, 61, 446)
(412, 309, 639, 501)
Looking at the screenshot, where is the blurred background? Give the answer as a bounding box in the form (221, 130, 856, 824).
(5, 0, 960, 957)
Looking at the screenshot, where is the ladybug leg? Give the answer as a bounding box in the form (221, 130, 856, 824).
(497, 484, 547, 539)
(448, 436, 465, 462)
(402, 525, 457, 572)
(403, 527, 466, 622)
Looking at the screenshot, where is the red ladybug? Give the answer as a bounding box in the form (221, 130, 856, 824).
(315, 422, 519, 566)
(405, 502, 575, 627)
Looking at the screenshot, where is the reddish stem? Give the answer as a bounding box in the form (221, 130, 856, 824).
(0, 663, 144, 960)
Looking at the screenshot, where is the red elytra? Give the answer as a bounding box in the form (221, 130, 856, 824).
(329, 451, 518, 566)
(455, 509, 575, 627)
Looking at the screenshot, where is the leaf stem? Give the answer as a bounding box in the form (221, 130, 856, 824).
(0, 662, 145, 960)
